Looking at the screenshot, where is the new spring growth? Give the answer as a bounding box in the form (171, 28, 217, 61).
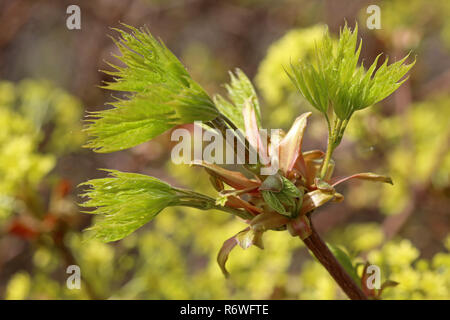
(286, 23, 415, 179)
(80, 23, 412, 281)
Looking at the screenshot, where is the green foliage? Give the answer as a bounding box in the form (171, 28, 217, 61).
(2, 0, 449, 301)
(261, 190, 287, 215)
(214, 68, 261, 133)
(286, 23, 415, 180)
(80, 170, 180, 242)
(79, 24, 414, 289)
(287, 24, 415, 121)
(280, 176, 301, 198)
(260, 175, 302, 218)
(81, 26, 264, 243)
(84, 24, 218, 153)
(72, 21, 448, 301)
(80, 168, 252, 242)
(6, 160, 449, 299)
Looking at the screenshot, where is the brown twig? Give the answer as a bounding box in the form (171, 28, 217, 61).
(302, 221, 368, 300)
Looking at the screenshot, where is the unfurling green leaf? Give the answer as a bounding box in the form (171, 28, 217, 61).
(287, 23, 415, 121)
(281, 176, 301, 198)
(84, 24, 218, 153)
(260, 174, 303, 218)
(79, 170, 178, 242)
(80, 167, 255, 241)
(261, 190, 287, 215)
(214, 68, 261, 134)
(281, 177, 304, 218)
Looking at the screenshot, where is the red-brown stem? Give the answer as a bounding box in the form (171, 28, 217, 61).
(302, 222, 368, 300)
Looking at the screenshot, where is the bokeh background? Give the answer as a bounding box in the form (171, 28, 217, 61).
(0, 0, 449, 299)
